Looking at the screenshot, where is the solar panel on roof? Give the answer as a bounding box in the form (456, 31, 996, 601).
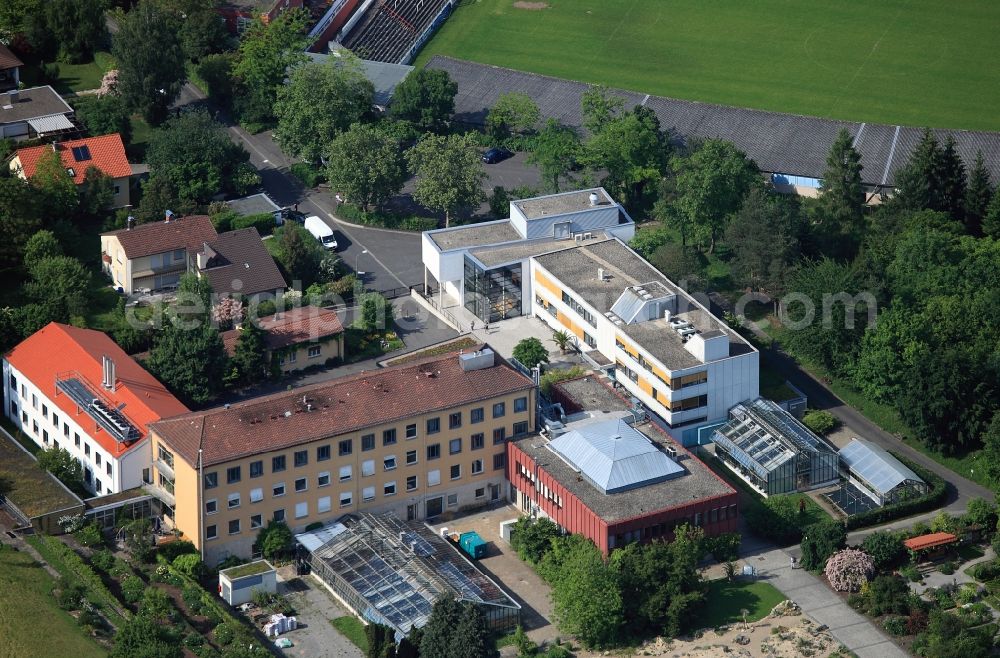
(71, 145, 91, 162)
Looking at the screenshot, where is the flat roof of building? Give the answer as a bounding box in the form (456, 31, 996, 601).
(151, 345, 534, 467)
(469, 231, 609, 268)
(0, 85, 73, 124)
(0, 429, 84, 519)
(426, 221, 522, 251)
(226, 193, 280, 217)
(534, 239, 752, 370)
(513, 188, 611, 219)
(517, 375, 734, 523)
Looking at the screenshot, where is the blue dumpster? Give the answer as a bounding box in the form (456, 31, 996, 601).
(458, 531, 488, 559)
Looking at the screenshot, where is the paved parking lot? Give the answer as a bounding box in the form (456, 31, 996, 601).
(271, 567, 363, 658)
(429, 505, 557, 643)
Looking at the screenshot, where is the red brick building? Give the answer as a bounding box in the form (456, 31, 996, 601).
(508, 375, 738, 554)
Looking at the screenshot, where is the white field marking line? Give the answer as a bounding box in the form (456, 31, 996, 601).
(826, 10, 901, 116)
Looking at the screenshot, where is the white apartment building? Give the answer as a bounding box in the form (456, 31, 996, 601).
(3, 322, 189, 497)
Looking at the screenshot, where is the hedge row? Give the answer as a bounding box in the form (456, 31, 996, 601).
(843, 452, 947, 530)
(336, 202, 438, 232)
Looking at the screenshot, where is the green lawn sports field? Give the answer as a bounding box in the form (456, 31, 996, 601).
(415, 0, 1000, 131)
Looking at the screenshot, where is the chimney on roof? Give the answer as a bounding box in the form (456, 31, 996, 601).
(51, 142, 57, 152)
(101, 355, 116, 390)
(164, 210, 174, 223)
(7, 90, 18, 104)
(589, 192, 599, 206)
(126, 215, 134, 231)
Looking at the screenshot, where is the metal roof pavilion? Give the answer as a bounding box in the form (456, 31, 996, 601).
(839, 438, 924, 496)
(547, 418, 684, 494)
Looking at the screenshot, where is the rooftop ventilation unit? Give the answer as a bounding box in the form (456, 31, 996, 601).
(589, 192, 599, 206)
(101, 355, 115, 390)
(665, 445, 678, 459)
(583, 232, 593, 239)
(575, 234, 584, 242)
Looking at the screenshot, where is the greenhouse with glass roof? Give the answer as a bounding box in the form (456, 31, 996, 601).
(711, 398, 839, 496)
(838, 438, 927, 505)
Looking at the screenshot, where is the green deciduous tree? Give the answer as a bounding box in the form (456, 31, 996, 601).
(232, 8, 311, 127)
(963, 151, 993, 236)
(36, 0, 108, 64)
(179, 7, 230, 62)
(23, 230, 63, 274)
(256, 520, 294, 559)
(146, 310, 228, 405)
(231, 319, 271, 386)
(486, 91, 540, 138)
(275, 223, 324, 288)
(78, 167, 115, 220)
(510, 516, 560, 564)
(364, 623, 396, 658)
(75, 95, 132, 145)
(37, 446, 86, 495)
(512, 337, 549, 369)
(110, 613, 182, 658)
(799, 520, 846, 571)
(629, 222, 674, 258)
(146, 110, 252, 204)
(860, 531, 905, 570)
(325, 123, 406, 211)
(419, 596, 498, 658)
(580, 85, 624, 135)
(25, 256, 91, 323)
(391, 68, 457, 132)
(982, 414, 1000, 489)
(724, 187, 803, 294)
(673, 139, 760, 252)
(275, 57, 374, 163)
(29, 148, 79, 220)
(542, 535, 623, 648)
(112, 0, 186, 125)
(584, 106, 668, 207)
(406, 134, 487, 227)
(649, 243, 702, 286)
(527, 119, 582, 193)
(0, 177, 43, 272)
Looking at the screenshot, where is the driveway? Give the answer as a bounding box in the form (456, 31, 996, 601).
(274, 568, 363, 658)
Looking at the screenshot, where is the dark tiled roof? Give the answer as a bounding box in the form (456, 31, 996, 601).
(150, 347, 535, 467)
(0, 43, 24, 70)
(0, 85, 74, 124)
(427, 56, 1000, 188)
(199, 228, 287, 298)
(220, 306, 344, 355)
(103, 215, 219, 260)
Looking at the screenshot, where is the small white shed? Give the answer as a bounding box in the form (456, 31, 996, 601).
(218, 560, 277, 606)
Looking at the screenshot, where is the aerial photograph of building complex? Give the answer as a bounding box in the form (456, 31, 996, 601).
(0, 1, 998, 657)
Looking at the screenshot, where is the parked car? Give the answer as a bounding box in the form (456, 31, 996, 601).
(482, 147, 513, 164)
(304, 216, 338, 250)
(281, 207, 306, 224)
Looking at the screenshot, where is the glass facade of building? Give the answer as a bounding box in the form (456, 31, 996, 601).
(464, 256, 522, 323)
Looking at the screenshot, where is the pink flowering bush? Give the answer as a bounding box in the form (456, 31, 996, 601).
(825, 547, 875, 592)
(213, 297, 243, 327)
(97, 70, 119, 97)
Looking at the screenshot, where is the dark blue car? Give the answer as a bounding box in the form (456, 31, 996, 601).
(482, 147, 513, 164)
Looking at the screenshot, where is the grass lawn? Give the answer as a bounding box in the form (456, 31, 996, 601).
(331, 616, 369, 652)
(699, 578, 786, 630)
(85, 277, 122, 333)
(0, 546, 107, 658)
(19, 51, 115, 94)
(126, 114, 154, 162)
(416, 0, 1000, 131)
(759, 364, 797, 403)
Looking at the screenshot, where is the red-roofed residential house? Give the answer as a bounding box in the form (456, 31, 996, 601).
(3, 323, 189, 498)
(220, 306, 345, 373)
(10, 133, 135, 208)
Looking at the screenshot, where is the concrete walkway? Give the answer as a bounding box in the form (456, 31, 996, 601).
(745, 545, 909, 658)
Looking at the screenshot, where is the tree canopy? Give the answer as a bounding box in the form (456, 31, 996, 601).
(512, 337, 549, 369)
(391, 68, 457, 132)
(419, 596, 498, 658)
(325, 123, 406, 211)
(406, 134, 487, 227)
(527, 119, 582, 193)
(112, 0, 186, 124)
(486, 91, 540, 138)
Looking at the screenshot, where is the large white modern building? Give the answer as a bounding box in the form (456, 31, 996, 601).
(3, 323, 189, 497)
(422, 189, 759, 444)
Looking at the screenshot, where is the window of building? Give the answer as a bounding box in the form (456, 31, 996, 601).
(84, 468, 92, 483)
(52, 439, 58, 449)
(273, 482, 285, 497)
(206, 525, 217, 540)
(308, 345, 322, 358)
(426, 417, 440, 434)
(493, 453, 505, 471)
(340, 492, 352, 507)
(272, 455, 286, 472)
(493, 402, 505, 418)
(670, 394, 708, 413)
(250, 514, 263, 530)
(63, 424, 69, 438)
(471, 459, 484, 475)
(95, 453, 101, 467)
(106, 463, 112, 477)
(31, 394, 37, 409)
(382, 428, 396, 446)
(513, 421, 529, 437)
(338, 439, 352, 456)
(317, 445, 331, 461)
(582, 331, 596, 348)
(250, 460, 263, 478)
(228, 519, 240, 535)
(475, 487, 486, 499)
(84, 442, 90, 456)
(318, 471, 330, 487)
(42, 403, 47, 418)
(362, 459, 375, 476)
(561, 291, 595, 326)
(228, 493, 240, 509)
(471, 407, 484, 424)
(447, 493, 458, 508)
(470, 432, 485, 450)
(362, 434, 375, 451)
(493, 427, 506, 444)
(33, 421, 39, 437)
(294, 450, 308, 467)
(74, 433, 80, 448)
(273, 509, 285, 522)
(362, 486, 375, 502)
(307, 494, 328, 516)
(448, 412, 462, 429)
(405, 424, 417, 439)
(514, 397, 528, 413)
(383, 455, 396, 471)
(295, 502, 308, 519)
(384, 481, 396, 497)
(7, 373, 14, 390)
(406, 475, 417, 491)
(204, 472, 217, 489)
(226, 466, 241, 484)
(52, 413, 59, 428)
(206, 499, 217, 515)
(427, 469, 440, 487)
(427, 444, 440, 460)
(406, 450, 417, 465)
(450, 464, 461, 480)
(287, 352, 297, 363)
(295, 477, 307, 493)
(250, 488, 263, 503)
(339, 465, 352, 481)
(449, 438, 462, 455)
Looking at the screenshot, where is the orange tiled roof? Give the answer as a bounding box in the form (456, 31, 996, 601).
(4, 323, 189, 458)
(903, 532, 958, 551)
(220, 306, 345, 355)
(15, 133, 132, 184)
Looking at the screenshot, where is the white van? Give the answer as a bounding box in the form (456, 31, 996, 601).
(304, 215, 338, 250)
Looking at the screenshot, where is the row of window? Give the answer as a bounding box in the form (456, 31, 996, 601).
(202, 422, 529, 489)
(206, 454, 508, 515)
(561, 290, 596, 327)
(515, 462, 564, 509)
(276, 345, 323, 366)
(614, 340, 709, 391)
(610, 504, 738, 548)
(13, 401, 114, 490)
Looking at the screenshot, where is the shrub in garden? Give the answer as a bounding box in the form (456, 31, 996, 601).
(78, 608, 102, 629)
(173, 553, 207, 579)
(74, 523, 104, 547)
(854, 575, 912, 617)
(824, 548, 875, 592)
(90, 548, 115, 572)
(707, 532, 741, 562)
(159, 540, 198, 562)
(800, 520, 847, 570)
(213, 621, 238, 646)
(802, 409, 837, 435)
(882, 616, 907, 636)
(57, 579, 86, 610)
(900, 565, 922, 582)
(184, 632, 205, 648)
(939, 560, 955, 575)
(861, 531, 905, 570)
(121, 575, 145, 604)
(139, 587, 175, 621)
(182, 585, 205, 613)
